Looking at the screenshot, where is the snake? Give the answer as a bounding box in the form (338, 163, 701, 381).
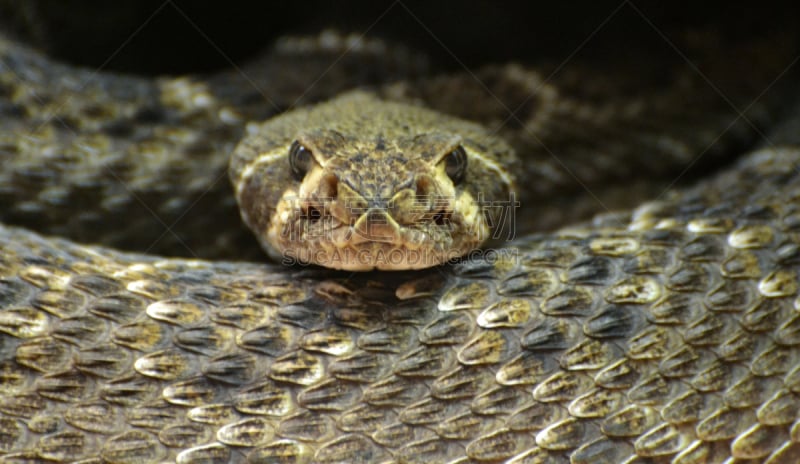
(1, 13, 800, 464)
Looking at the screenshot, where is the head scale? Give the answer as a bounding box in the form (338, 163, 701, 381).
(229, 91, 514, 270)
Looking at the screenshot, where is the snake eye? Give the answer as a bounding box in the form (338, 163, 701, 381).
(289, 141, 314, 181)
(443, 146, 467, 185)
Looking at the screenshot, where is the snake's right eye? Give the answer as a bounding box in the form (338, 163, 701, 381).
(289, 141, 313, 181)
(443, 146, 468, 185)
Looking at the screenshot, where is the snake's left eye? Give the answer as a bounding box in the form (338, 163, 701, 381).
(444, 146, 467, 185)
(289, 141, 314, 181)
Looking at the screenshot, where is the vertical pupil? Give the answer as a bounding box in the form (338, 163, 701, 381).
(447, 152, 460, 170)
(445, 147, 466, 184)
(290, 142, 312, 180)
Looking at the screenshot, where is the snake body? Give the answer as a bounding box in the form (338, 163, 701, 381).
(1, 19, 800, 464)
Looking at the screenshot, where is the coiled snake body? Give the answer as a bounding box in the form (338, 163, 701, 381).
(1, 22, 800, 464)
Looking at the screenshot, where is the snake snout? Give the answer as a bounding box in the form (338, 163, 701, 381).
(352, 208, 401, 243)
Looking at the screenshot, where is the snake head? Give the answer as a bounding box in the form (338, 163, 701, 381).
(230, 91, 514, 270)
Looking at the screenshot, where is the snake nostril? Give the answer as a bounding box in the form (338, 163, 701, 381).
(307, 206, 322, 223)
(433, 210, 449, 226)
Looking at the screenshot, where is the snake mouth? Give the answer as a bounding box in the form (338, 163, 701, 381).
(268, 197, 487, 270)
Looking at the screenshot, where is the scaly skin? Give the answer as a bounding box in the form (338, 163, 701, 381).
(1, 25, 800, 464)
(2, 144, 800, 463)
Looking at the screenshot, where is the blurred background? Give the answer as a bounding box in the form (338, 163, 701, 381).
(1, 1, 796, 75)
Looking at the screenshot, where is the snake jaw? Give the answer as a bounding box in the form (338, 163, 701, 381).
(268, 181, 488, 270)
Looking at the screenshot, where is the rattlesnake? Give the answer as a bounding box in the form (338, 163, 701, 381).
(1, 15, 800, 464)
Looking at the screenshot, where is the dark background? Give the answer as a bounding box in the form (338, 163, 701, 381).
(1, 1, 797, 75)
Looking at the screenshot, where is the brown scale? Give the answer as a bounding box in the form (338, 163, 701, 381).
(0, 147, 799, 462)
(1, 19, 800, 464)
